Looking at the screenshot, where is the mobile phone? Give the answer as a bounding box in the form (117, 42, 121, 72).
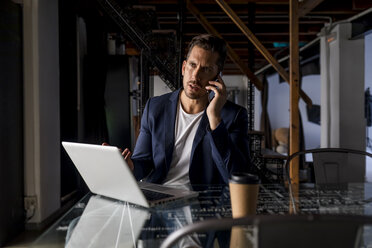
(208, 72, 222, 101)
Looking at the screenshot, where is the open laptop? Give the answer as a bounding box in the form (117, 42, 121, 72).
(62, 141, 198, 208)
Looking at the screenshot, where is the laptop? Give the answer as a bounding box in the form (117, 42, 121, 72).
(62, 141, 198, 208)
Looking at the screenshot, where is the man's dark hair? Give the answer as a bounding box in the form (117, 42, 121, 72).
(186, 34, 227, 72)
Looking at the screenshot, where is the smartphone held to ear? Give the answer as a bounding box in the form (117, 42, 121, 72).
(208, 72, 222, 101)
(208, 89, 215, 102)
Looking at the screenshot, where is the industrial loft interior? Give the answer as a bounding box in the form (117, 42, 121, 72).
(1, 0, 372, 247)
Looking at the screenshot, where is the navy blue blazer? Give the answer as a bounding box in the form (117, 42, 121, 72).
(131, 88, 251, 186)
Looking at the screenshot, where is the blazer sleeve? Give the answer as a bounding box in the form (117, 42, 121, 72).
(131, 99, 155, 180)
(207, 107, 251, 184)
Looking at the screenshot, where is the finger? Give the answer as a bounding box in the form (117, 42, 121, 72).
(206, 85, 223, 100)
(122, 148, 131, 158)
(102, 142, 110, 146)
(205, 85, 219, 94)
(124, 151, 132, 160)
(207, 81, 224, 94)
(215, 80, 226, 91)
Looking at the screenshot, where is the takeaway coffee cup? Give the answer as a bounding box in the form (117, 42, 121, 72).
(229, 172, 260, 218)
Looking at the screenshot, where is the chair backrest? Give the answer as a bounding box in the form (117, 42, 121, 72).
(160, 214, 372, 248)
(285, 148, 372, 186)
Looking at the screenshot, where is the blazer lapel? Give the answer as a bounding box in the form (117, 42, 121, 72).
(164, 89, 180, 172)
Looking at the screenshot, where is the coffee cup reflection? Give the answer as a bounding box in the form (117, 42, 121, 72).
(230, 226, 252, 248)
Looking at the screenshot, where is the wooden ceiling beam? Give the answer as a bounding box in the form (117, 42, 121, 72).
(186, 0, 263, 91)
(298, 0, 325, 17)
(158, 20, 328, 25)
(214, 0, 312, 106)
(353, 0, 372, 9)
(180, 32, 318, 37)
(181, 32, 318, 37)
(309, 10, 360, 15)
(154, 3, 360, 16)
(139, 0, 289, 4)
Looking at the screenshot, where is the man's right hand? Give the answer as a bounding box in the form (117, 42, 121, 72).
(102, 142, 134, 171)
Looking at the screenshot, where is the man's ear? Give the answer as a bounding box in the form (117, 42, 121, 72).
(181, 60, 187, 76)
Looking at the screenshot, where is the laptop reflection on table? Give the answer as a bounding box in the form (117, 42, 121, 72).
(65, 195, 149, 248)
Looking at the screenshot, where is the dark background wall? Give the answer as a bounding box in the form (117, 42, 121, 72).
(105, 56, 131, 150)
(59, 0, 132, 200)
(0, 0, 24, 245)
(59, 0, 80, 201)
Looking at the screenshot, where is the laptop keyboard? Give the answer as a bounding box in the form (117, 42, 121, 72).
(141, 189, 173, 201)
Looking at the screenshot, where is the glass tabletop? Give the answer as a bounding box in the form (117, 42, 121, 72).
(162, 214, 372, 248)
(31, 183, 372, 247)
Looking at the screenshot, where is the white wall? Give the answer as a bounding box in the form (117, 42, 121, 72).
(254, 73, 321, 150)
(300, 75, 321, 149)
(366, 33, 372, 88)
(23, 0, 60, 223)
(320, 23, 365, 149)
(365, 32, 372, 182)
(366, 32, 372, 147)
(267, 74, 290, 129)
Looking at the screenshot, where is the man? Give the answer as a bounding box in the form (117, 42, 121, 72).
(119, 34, 251, 187)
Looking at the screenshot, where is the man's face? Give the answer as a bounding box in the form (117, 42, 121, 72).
(182, 45, 219, 100)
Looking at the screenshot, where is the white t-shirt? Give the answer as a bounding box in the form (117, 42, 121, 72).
(162, 102, 204, 187)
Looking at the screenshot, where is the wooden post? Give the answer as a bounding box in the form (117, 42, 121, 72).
(289, 0, 300, 189)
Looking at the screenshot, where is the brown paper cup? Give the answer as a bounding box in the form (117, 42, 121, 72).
(229, 173, 260, 218)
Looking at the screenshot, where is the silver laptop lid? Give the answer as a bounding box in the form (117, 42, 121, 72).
(62, 142, 150, 207)
(62, 142, 199, 208)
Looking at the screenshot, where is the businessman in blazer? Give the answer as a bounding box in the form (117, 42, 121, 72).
(118, 34, 251, 188)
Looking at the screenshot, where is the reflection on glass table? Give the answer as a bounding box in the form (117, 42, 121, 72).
(65, 195, 149, 248)
(32, 183, 372, 248)
(161, 214, 372, 248)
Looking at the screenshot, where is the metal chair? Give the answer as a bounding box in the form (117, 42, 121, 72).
(160, 214, 372, 248)
(284, 148, 372, 186)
